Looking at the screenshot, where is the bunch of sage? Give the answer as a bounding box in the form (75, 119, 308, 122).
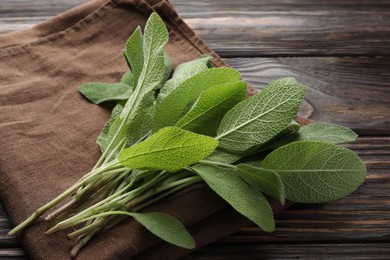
(8, 13, 366, 257)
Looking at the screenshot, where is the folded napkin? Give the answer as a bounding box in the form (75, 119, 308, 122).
(0, 0, 308, 258)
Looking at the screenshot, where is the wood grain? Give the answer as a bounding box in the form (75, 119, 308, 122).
(1, 0, 390, 56)
(172, 0, 390, 57)
(189, 243, 390, 259)
(226, 57, 390, 135)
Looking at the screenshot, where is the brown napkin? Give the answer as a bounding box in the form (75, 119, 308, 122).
(0, 0, 308, 259)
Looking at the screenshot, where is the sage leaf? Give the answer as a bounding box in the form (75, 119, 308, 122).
(130, 212, 195, 249)
(217, 77, 306, 153)
(124, 96, 155, 146)
(158, 55, 211, 102)
(192, 164, 275, 232)
(261, 141, 367, 203)
(120, 70, 134, 87)
(237, 164, 286, 205)
(172, 54, 211, 80)
(239, 160, 262, 167)
(136, 13, 168, 96)
(265, 123, 358, 154)
(259, 120, 302, 152)
(154, 68, 241, 131)
(205, 149, 242, 164)
(97, 101, 125, 153)
(78, 83, 132, 104)
(175, 81, 247, 136)
(118, 127, 218, 170)
(104, 92, 155, 156)
(99, 211, 195, 249)
(157, 52, 173, 89)
(101, 13, 167, 158)
(289, 120, 300, 132)
(296, 123, 358, 144)
(120, 13, 168, 119)
(124, 26, 143, 85)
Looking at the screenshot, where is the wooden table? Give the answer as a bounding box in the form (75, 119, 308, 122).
(1, 0, 389, 259)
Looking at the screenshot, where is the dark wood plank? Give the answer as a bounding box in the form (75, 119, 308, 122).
(226, 57, 390, 135)
(189, 243, 390, 259)
(0, 0, 83, 34)
(1, 0, 390, 56)
(0, 248, 26, 258)
(173, 0, 390, 57)
(173, 0, 390, 12)
(0, 203, 20, 249)
(0, 0, 83, 14)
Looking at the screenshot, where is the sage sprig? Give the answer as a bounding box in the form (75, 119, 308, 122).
(8, 13, 366, 258)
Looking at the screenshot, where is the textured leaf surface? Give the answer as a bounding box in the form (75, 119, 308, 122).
(97, 102, 125, 153)
(261, 141, 367, 203)
(173, 55, 211, 79)
(106, 93, 155, 154)
(157, 55, 211, 102)
(237, 164, 286, 205)
(124, 94, 155, 146)
(205, 149, 242, 164)
(136, 13, 168, 95)
(105, 13, 167, 157)
(121, 13, 168, 119)
(78, 83, 132, 104)
(192, 164, 275, 232)
(175, 81, 247, 136)
(217, 77, 306, 153)
(289, 120, 301, 132)
(120, 70, 134, 87)
(267, 123, 358, 151)
(118, 127, 218, 170)
(297, 123, 358, 144)
(124, 26, 143, 84)
(156, 52, 173, 89)
(154, 68, 241, 131)
(130, 212, 195, 249)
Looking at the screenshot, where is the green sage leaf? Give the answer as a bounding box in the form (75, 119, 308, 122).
(237, 164, 286, 205)
(97, 101, 125, 153)
(175, 81, 247, 136)
(158, 55, 211, 102)
(205, 149, 242, 164)
(130, 212, 195, 249)
(104, 92, 155, 156)
(261, 141, 367, 203)
(156, 52, 173, 90)
(192, 164, 275, 232)
(266, 123, 358, 151)
(124, 95, 155, 146)
(154, 68, 241, 131)
(124, 26, 143, 85)
(136, 13, 169, 96)
(97, 211, 195, 249)
(296, 123, 358, 143)
(120, 13, 168, 120)
(118, 127, 218, 170)
(173, 54, 211, 79)
(120, 70, 134, 87)
(78, 83, 132, 104)
(99, 14, 168, 158)
(217, 77, 306, 153)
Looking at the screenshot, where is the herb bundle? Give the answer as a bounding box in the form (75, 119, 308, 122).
(8, 13, 366, 257)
